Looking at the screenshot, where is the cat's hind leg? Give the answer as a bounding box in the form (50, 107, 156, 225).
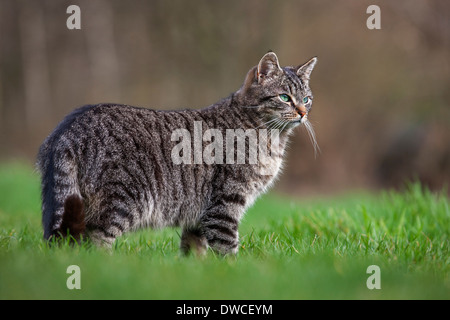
(85, 205, 132, 248)
(85, 180, 140, 247)
(86, 227, 118, 248)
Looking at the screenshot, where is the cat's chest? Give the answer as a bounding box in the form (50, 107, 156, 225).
(256, 136, 287, 178)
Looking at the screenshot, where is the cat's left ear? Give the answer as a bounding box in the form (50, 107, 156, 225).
(257, 52, 282, 84)
(296, 57, 317, 83)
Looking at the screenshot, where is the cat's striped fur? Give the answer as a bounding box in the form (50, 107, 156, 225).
(37, 52, 317, 254)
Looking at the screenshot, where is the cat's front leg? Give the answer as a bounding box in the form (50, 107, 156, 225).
(199, 202, 243, 255)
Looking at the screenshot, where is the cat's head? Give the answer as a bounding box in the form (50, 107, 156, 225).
(237, 52, 317, 129)
(236, 52, 319, 153)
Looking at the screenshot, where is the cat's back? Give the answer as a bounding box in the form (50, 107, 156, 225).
(53, 103, 158, 139)
(38, 103, 174, 158)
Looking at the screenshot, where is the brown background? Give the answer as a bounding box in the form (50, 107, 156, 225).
(1, 0, 449, 196)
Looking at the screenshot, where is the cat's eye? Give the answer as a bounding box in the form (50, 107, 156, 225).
(279, 94, 291, 103)
(303, 96, 311, 104)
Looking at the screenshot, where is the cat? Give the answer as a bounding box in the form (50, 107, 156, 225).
(37, 52, 318, 255)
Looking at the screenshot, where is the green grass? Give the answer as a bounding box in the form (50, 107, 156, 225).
(0, 162, 449, 299)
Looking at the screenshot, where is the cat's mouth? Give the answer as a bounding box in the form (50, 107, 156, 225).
(285, 114, 307, 124)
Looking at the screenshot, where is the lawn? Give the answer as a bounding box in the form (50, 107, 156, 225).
(0, 162, 449, 299)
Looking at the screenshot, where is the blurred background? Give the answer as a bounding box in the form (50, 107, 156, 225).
(0, 0, 449, 196)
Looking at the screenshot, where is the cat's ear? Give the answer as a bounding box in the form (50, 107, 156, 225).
(296, 57, 317, 83)
(257, 52, 282, 84)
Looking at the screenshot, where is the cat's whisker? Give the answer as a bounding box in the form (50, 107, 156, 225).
(273, 119, 283, 130)
(258, 119, 283, 147)
(255, 118, 279, 130)
(263, 119, 279, 133)
(280, 119, 290, 134)
(270, 119, 284, 131)
(253, 118, 278, 147)
(303, 120, 321, 158)
(272, 118, 281, 128)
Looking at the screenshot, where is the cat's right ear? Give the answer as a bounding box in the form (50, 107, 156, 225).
(257, 52, 282, 84)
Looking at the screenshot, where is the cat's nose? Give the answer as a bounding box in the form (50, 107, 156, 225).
(296, 105, 307, 118)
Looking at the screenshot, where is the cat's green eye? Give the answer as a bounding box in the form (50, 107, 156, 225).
(303, 96, 311, 104)
(279, 94, 290, 103)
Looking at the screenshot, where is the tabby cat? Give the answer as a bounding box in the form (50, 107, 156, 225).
(37, 52, 318, 255)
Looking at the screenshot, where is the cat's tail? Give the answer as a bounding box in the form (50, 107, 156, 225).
(56, 194, 86, 241)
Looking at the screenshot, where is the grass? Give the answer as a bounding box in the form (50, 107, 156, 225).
(0, 162, 449, 299)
